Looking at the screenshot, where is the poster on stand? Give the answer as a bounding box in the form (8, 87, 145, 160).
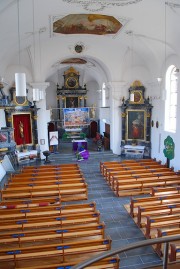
(49, 131, 58, 145)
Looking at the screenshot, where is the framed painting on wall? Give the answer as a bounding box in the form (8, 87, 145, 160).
(126, 109, 146, 140)
(12, 113, 33, 146)
(66, 96, 79, 108)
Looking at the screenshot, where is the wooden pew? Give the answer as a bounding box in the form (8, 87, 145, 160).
(100, 160, 137, 175)
(0, 197, 62, 209)
(130, 193, 180, 217)
(105, 163, 167, 180)
(1, 163, 118, 269)
(1, 184, 88, 202)
(7, 175, 85, 187)
(100, 159, 161, 177)
(114, 176, 180, 197)
(12, 168, 81, 177)
(3, 181, 87, 193)
(144, 213, 180, 239)
(156, 227, 180, 256)
(10, 171, 83, 180)
(0, 237, 112, 265)
(137, 203, 180, 227)
(0, 211, 101, 232)
(169, 243, 180, 262)
(151, 186, 180, 196)
(5, 177, 86, 189)
(21, 163, 79, 171)
(13, 256, 120, 269)
(0, 201, 97, 220)
(0, 222, 105, 247)
(106, 168, 175, 185)
(111, 173, 180, 192)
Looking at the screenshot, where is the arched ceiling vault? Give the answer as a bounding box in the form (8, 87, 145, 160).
(0, 0, 180, 88)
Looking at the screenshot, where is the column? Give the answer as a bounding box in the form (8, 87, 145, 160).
(30, 82, 50, 159)
(108, 81, 127, 155)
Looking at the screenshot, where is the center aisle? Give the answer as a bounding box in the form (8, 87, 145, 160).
(49, 149, 162, 269)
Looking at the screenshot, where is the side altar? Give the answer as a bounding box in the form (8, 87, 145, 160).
(120, 80, 153, 158)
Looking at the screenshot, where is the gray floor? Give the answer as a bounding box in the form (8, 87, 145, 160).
(3, 139, 163, 268)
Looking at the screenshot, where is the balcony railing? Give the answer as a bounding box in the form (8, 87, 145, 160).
(72, 235, 180, 269)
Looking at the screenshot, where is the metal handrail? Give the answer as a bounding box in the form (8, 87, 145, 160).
(72, 235, 180, 269)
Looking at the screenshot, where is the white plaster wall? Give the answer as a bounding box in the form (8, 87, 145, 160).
(46, 82, 57, 110)
(150, 54, 180, 171)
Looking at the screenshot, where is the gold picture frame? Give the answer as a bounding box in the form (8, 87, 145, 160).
(126, 109, 146, 141)
(65, 96, 79, 108)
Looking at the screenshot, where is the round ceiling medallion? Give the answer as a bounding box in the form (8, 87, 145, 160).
(74, 44, 83, 53)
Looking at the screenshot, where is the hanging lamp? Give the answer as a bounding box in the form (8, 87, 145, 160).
(15, 0, 26, 97)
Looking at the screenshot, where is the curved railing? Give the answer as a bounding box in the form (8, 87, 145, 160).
(72, 235, 180, 269)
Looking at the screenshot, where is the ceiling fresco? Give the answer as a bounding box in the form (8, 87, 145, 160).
(53, 14, 122, 35)
(61, 58, 87, 64)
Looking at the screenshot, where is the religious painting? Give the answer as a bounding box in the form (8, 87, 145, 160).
(53, 14, 121, 35)
(64, 107, 90, 127)
(61, 58, 87, 64)
(12, 113, 33, 146)
(66, 96, 79, 108)
(126, 109, 146, 140)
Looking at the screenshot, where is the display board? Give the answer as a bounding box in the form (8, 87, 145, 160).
(64, 107, 90, 126)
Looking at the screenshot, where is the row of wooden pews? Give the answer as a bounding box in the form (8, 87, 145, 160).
(1, 164, 88, 202)
(100, 159, 180, 197)
(100, 159, 180, 264)
(130, 186, 180, 263)
(0, 163, 120, 269)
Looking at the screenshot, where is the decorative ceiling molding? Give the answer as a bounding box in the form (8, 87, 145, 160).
(62, 0, 143, 12)
(68, 42, 87, 54)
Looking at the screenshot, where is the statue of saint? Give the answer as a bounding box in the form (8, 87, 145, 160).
(19, 121, 24, 138)
(91, 104, 96, 118)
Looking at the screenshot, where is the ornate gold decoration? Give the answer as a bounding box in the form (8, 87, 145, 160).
(64, 67, 79, 76)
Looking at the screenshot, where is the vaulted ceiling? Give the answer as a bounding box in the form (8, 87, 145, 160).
(0, 0, 180, 88)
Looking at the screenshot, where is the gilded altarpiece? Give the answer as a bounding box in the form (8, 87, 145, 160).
(121, 81, 153, 158)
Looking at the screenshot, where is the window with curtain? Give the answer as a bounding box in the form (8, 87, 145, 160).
(165, 65, 178, 132)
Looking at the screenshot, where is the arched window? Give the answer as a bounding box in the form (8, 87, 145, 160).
(102, 82, 106, 107)
(165, 65, 178, 132)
